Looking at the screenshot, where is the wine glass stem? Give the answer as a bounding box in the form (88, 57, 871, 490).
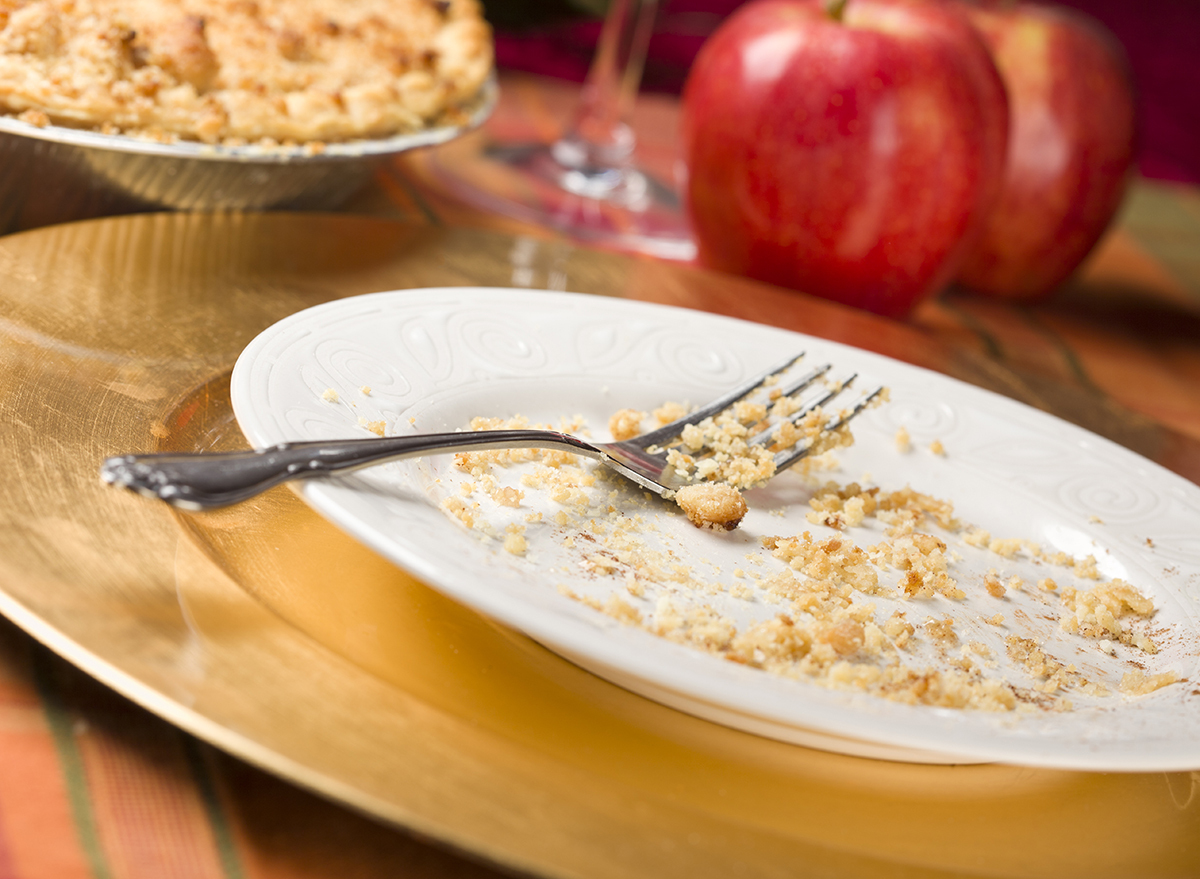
(552, 0, 659, 176)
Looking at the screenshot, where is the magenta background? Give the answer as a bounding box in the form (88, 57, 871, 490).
(493, 0, 1200, 185)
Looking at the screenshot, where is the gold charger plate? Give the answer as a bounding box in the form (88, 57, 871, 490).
(1, 212, 1198, 879)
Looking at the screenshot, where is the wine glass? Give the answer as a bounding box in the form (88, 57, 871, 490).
(428, 0, 696, 261)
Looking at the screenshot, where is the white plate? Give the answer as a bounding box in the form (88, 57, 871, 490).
(230, 288, 1200, 770)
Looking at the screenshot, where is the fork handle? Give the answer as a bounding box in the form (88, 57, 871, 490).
(100, 430, 594, 511)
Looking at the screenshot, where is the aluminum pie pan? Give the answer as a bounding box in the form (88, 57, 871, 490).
(0, 74, 496, 233)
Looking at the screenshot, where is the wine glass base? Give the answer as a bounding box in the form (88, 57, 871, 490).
(428, 132, 697, 262)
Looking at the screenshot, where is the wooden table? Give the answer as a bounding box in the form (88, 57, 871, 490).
(0, 72, 1197, 879)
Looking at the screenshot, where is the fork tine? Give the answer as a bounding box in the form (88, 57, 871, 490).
(746, 370, 851, 448)
(772, 362, 833, 401)
(631, 351, 807, 447)
(770, 384, 886, 473)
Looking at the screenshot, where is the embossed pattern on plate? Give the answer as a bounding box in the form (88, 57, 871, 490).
(231, 288, 1200, 770)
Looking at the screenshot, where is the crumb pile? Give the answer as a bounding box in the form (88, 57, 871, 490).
(0, 0, 492, 144)
(425, 404, 1180, 714)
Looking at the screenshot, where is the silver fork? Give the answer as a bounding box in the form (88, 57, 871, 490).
(100, 352, 883, 511)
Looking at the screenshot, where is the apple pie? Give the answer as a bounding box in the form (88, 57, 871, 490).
(0, 0, 493, 144)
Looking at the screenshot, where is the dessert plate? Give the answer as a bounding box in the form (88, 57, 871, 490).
(230, 287, 1200, 769)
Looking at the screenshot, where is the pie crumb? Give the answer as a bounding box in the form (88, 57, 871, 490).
(357, 417, 385, 436)
(674, 483, 748, 531)
(1119, 669, 1179, 696)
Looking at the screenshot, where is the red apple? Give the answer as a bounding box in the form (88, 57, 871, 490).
(955, 1, 1136, 301)
(681, 0, 1009, 319)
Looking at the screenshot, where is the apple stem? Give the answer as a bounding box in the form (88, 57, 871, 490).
(825, 0, 848, 21)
